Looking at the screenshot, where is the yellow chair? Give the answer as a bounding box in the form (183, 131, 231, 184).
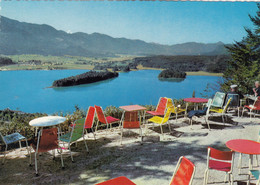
(205, 98, 232, 129)
(167, 98, 186, 122)
(148, 106, 173, 135)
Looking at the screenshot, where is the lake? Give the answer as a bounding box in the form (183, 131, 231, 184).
(0, 70, 221, 114)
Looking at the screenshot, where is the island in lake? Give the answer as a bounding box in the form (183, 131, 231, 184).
(158, 69, 187, 79)
(52, 70, 119, 87)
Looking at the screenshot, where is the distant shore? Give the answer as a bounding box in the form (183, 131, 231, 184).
(0, 65, 223, 77)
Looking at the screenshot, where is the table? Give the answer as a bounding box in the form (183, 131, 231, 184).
(29, 116, 67, 127)
(119, 105, 147, 125)
(29, 116, 66, 136)
(226, 139, 260, 184)
(119, 105, 147, 136)
(184, 98, 208, 116)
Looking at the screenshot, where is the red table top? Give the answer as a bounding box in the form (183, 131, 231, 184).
(226, 139, 260, 155)
(119, 105, 147, 112)
(184, 98, 208, 103)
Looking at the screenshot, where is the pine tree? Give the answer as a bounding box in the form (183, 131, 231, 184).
(222, 3, 260, 94)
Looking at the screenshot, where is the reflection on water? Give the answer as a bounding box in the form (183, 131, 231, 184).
(0, 70, 221, 114)
(158, 77, 185, 83)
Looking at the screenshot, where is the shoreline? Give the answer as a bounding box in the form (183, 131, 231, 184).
(0, 67, 223, 77)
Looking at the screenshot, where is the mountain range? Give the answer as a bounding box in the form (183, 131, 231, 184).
(0, 16, 229, 57)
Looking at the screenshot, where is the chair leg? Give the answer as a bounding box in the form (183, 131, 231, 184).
(91, 128, 96, 140)
(25, 139, 32, 165)
(35, 152, 38, 176)
(120, 127, 123, 145)
(82, 134, 89, 152)
(68, 144, 74, 162)
(59, 148, 64, 169)
(255, 155, 259, 167)
(2, 144, 8, 164)
(238, 153, 242, 174)
(160, 124, 164, 136)
(203, 169, 209, 185)
(230, 173, 234, 185)
(168, 121, 171, 132)
(19, 141, 22, 148)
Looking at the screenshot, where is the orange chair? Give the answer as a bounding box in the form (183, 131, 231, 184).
(203, 147, 234, 185)
(242, 96, 260, 119)
(120, 111, 142, 144)
(31, 127, 64, 176)
(170, 156, 196, 185)
(147, 97, 168, 116)
(95, 176, 136, 185)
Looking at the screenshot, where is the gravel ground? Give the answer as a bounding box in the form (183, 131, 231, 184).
(0, 112, 259, 185)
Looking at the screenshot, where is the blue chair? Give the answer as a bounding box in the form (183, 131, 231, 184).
(249, 170, 259, 185)
(0, 131, 31, 164)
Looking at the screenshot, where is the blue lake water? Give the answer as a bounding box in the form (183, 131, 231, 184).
(0, 70, 221, 114)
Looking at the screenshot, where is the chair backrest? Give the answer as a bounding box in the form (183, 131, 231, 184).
(226, 93, 239, 107)
(156, 97, 168, 115)
(0, 132, 5, 145)
(206, 98, 213, 108)
(70, 118, 85, 142)
(166, 97, 174, 108)
(85, 106, 95, 129)
(211, 92, 226, 108)
(162, 106, 173, 123)
(38, 128, 58, 153)
(95, 105, 107, 124)
(207, 147, 233, 172)
(123, 111, 140, 128)
(253, 96, 260, 108)
(222, 98, 232, 113)
(169, 156, 196, 185)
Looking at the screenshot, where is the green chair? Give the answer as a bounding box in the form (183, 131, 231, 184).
(211, 92, 226, 108)
(59, 118, 88, 162)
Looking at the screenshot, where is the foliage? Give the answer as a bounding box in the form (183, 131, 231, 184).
(52, 70, 119, 87)
(222, 3, 260, 94)
(0, 57, 14, 66)
(158, 68, 186, 79)
(133, 55, 230, 73)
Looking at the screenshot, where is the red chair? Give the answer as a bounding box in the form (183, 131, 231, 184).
(170, 156, 196, 185)
(120, 111, 142, 145)
(31, 127, 64, 176)
(203, 147, 234, 185)
(242, 96, 260, 119)
(147, 97, 168, 116)
(95, 105, 120, 132)
(95, 176, 136, 185)
(84, 106, 96, 139)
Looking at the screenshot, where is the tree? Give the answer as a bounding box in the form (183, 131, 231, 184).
(222, 3, 260, 94)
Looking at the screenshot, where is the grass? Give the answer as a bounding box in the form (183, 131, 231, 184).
(0, 55, 223, 76)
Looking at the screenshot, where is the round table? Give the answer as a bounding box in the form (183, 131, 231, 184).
(184, 98, 208, 116)
(226, 139, 260, 182)
(29, 116, 66, 127)
(29, 116, 67, 136)
(184, 98, 208, 103)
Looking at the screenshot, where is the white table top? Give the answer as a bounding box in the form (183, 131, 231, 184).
(29, 116, 66, 127)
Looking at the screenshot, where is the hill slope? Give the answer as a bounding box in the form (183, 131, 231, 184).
(0, 16, 228, 57)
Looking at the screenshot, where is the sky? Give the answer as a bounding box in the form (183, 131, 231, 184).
(0, 1, 258, 45)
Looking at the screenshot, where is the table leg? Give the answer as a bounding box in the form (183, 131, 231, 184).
(247, 154, 254, 185)
(185, 102, 188, 118)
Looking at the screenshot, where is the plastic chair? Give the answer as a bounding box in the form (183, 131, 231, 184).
(95, 176, 136, 185)
(211, 92, 226, 108)
(59, 118, 88, 162)
(226, 93, 241, 117)
(169, 156, 196, 185)
(120, 111, 142, 145)
(188, 98, 212, 126)
(148, 106, 173, 136)
(242, 96, 260, 119)
(31, 127, 64, 176)
(146, 97, 168, 116)
(209, 97, 232, 124)
(0, 131, 31, 164)
(203, 147, 234, 185)
(95, 105, 120, 132)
